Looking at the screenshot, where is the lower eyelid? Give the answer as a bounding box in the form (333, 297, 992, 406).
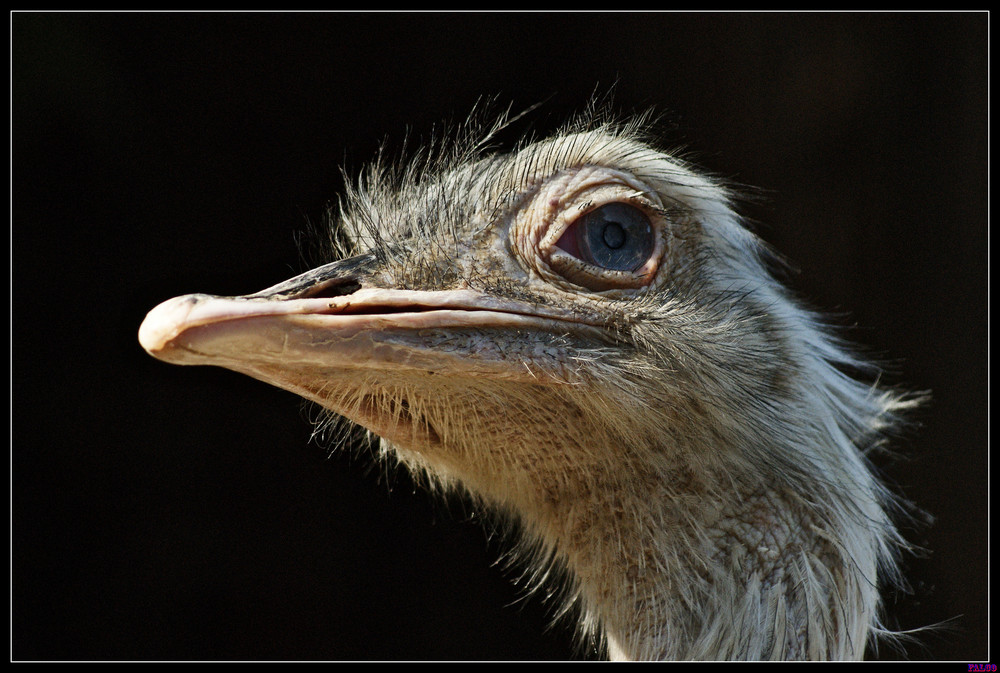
(548, 249, 651, 292)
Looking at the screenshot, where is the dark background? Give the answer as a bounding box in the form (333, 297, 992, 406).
(13, 12, 987, 661)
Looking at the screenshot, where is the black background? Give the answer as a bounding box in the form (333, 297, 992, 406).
(13, 12, 987, 661)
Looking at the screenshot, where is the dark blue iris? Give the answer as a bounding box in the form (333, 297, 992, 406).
(579, 203, 654, 271)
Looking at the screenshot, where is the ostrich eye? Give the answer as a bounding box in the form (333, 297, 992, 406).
(556, 203, 655, 272)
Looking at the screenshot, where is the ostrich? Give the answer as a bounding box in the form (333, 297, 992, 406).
(138, 109, 913, 660)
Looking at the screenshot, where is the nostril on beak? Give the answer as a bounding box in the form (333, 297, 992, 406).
(297, 278, 363, 299)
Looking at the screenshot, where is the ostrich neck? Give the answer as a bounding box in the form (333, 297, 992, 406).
(373, 383, 884, 660)
(514, 463, 878, 661)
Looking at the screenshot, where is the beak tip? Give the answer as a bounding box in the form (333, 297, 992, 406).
(138, 294, 204, 359)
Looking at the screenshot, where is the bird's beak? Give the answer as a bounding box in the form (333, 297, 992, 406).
(139, 254, 605, 411)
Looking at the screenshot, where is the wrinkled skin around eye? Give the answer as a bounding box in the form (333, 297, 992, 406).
(556, 203, 655, 272)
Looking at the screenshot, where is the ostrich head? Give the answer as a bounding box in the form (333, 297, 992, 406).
(138, 108, 913, 660)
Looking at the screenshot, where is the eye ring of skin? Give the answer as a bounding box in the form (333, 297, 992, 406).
(525, 166, 669, 294)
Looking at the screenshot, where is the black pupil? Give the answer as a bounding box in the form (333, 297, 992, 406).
(602, 222, 626, 249)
